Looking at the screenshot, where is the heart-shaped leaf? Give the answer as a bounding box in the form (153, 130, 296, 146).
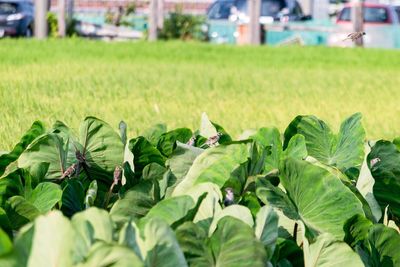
(283, 113, 365, 175)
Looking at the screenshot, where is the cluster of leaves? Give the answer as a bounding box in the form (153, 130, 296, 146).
(0, 112, 399, 267)
(159, 6, 206, 41)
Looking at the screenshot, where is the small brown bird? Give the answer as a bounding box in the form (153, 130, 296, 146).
(186, 135, 196, 146)
(113, 165, 122, 185)
(343, 31, 365, 42)
(224, 187, 234, 207)
(61, 163, 78, 179)
(202, 132, 223, 148)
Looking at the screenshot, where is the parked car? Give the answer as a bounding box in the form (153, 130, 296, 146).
(0, 0, 33, 37)
(206, 0, 309, 44)
(328, 2, 400, 49)
(207, 0, 306, 23)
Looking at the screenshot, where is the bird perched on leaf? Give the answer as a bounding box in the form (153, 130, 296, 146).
(201, 132, 223, 148)
(224, 187, 235, 207)
(61, 163, 78, 179)
(343, 31, 365, 42)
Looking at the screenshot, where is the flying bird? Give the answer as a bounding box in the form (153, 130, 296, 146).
(224, 187, 235, 207)
(343, 31, 365, 42)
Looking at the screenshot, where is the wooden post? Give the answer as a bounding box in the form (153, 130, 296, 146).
(67, 0, 74, 22)
(34, 0, 47, 39)
(149, 0, 158, 41)
(58, 0, 66, 37)
(248, 0, 261, 45)
(157, 0, 164, 30)
(352, 0, 364, 47)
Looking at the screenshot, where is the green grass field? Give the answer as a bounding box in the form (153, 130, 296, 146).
(1, 39, 400, 150)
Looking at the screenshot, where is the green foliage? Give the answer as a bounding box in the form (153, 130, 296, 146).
(0, 114, 400, 266)
(159, 9, 206, 41)
(47, 12, 58, 38)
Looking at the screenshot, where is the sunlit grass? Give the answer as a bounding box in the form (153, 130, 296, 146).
(1, 39, 400, 150)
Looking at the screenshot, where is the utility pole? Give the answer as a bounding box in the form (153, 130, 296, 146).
(34, 0, 47, 39)
(157, 0, 164, 30)
(248, 0, 261, 45)
(67, 0, 74, 23)
(352, 0, 364, 47)
(148, 0, 158, 41)
(58, 0, 66, 37)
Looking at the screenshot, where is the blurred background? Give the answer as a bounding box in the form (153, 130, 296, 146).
(1, 0, 400, 48)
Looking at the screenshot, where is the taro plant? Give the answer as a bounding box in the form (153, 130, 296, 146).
(0, 112, 399, 267)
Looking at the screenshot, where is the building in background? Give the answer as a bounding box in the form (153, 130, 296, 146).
(50, 0, 214, 15)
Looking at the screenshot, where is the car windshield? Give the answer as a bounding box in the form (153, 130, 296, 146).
(208, 0, 235, 19)
(339, 7, 389, 23)
(232, 0, 286, 17)
(0, 2, 18, 14)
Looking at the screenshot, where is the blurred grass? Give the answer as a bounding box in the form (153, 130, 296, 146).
(1, 39, 400, 150)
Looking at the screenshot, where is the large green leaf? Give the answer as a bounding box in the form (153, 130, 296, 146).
(141, 123, 167, 146)
(250, 128, 306, 174)
(250, 127, 282, 173)
(157, 128, 193, 157)
(110, 180, 157, 225)
(18, 133, 72, 181)
(199, 112, 218, 139)
(5, 182, 61, 229)
(175, 222, 211, 267)
(118, 221, 142, 259)
(303, 232, 364, 267)
(138, 217, 188, 267)
(165, 142, 204, 196)
(1, 211, 75, 267)
(255, 206, 279, 260)
(142, 194, 206, 229)
(5, 196, 40, 229)
(208, 205, 254, 235)
(79, 117, 124, 183)
(283, 113, 365, 174)
(173, 144, 249, 195)
(176, 217, 267, 267)
(356, 147, 382, 222)
(76, 242, 144, 267)
(0, 208, 12, 239)
(72, 208, 113, 244)
(71, 208, 114, 263)
(367, 224, 400, 267)
(0, 121, 45, 176)
(0, 228, 12, 256)
(174, 183, 223, 230)
(60, 179, 85, 217)
(26, 182, 62, 213)
(257, 158, 364, 240)
(209, 217, 267, 267)
(129, 136, 166, 178)
(0, 169, 23, 208)
(367, 140, 400, 225)
(271, 237, 304, 267)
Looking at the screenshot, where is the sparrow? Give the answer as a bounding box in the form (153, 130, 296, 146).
(61, 163, 79, 179)
(202, 132, 223, 148)
(343, 31, 365, 42)
(224, 187, 235, 207)
(186, 135, 196, 146)
(113, 165, 122, 186)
